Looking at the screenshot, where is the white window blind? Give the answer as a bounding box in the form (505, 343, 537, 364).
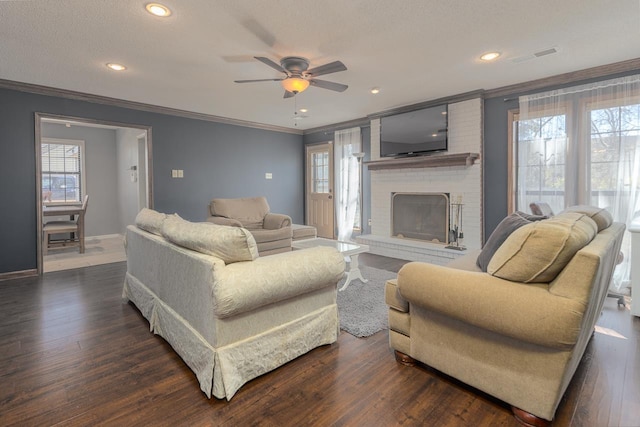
(42, 139, 84, 203)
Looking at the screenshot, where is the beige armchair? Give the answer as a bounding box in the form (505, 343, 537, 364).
(207, 196, 292, 256)
(386, 206, 625, 425)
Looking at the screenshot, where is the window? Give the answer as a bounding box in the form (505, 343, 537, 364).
(41, 138, 85, 204)
(510, 74, 640, 290)
(510, 77, 640, 216)
(311, 151, 330, 193)
(514, 112, 568, 214)
(587, 101, 640, 210)
(334, 128, 362, 240)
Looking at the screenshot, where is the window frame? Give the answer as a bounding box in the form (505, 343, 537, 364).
(41, 137, 86, 206)
(580, 92, 640, 206)
(508, 101, 572, 214)
(510, 89, 640, 214)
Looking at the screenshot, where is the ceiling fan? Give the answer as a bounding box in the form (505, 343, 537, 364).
(234, 56, 348, 98)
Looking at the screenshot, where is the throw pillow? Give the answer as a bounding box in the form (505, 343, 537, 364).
(162, 215, 259, 263)
(487, 212, 597, 283)
(476, 211, 546, 272)
(135, 208, 167, 236)
(560, 205, 613, 232)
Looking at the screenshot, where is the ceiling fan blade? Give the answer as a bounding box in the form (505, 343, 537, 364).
(309, 79, 348, 92)
(283, 91, 295, 98)
(234, 78, 283, 83)
(254, 56, 286, 73)
(306, 61, 347, 77)
(241, 19, 277, 47)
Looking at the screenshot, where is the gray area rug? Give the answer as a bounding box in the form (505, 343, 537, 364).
(337, 265, 398, 338)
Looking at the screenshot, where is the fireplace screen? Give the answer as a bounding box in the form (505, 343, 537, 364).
(391, 193, 449, 243)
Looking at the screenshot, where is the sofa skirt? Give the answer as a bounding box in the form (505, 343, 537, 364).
(122, 273, 339, 400)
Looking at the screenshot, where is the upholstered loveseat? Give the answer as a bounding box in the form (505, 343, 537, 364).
(385, 206, 624, 425)
(123, 209, 345, 400)
(207, 196, 292, 256)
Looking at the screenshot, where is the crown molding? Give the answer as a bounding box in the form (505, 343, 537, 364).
(0, 78, 302, 135)
(302, 90, 485, 135)
(484, 57, 640, 99)
(302, 116, 371, 135)
(367, 90, 485, 120)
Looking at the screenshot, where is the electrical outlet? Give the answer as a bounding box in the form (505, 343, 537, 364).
(171, 169, 178, 178)
(368, 218, 372, 226)
(177, 169, 184, 178)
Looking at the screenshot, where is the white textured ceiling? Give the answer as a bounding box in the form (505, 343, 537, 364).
(1, 0, 639, 131)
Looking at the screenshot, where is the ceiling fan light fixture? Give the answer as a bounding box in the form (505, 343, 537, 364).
(281, 77, 310, 94)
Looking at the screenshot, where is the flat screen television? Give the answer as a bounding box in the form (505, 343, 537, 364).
(380, 104, 448, 157)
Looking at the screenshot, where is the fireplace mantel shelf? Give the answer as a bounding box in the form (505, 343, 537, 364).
(365, 152, 480, 170)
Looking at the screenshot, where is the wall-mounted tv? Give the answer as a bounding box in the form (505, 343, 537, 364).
(380, 104, 448, 158)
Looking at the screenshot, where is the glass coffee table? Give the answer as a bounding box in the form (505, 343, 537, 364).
(291, 237, 370, 291)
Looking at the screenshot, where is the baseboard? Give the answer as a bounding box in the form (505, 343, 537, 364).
(86, 233, 124, 240)
(0, 269, 38, 282)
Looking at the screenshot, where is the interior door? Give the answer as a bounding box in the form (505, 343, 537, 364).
(306, 142, 334, 238)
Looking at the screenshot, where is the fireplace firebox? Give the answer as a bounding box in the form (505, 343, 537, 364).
(391, 192, 449, 244)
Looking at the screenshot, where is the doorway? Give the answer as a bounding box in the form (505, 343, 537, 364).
(35, 113, 153, 274)
(305, 142, 334, 238)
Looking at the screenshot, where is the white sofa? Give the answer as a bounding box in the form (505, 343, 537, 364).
(122, 209, 345, 400)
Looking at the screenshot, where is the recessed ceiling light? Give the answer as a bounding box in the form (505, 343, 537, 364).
(480, 52, 501, 61)
(370, 87, 380, 94)
(145, 3, 172, 17)
(106, 63, 127, 71)
(299, 108, 308, 113)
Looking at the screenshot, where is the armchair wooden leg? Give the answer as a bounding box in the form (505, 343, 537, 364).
(394, 350, 416, 366)
(511, 407, 551, 427)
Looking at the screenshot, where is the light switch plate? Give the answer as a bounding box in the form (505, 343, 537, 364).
(265, 172, 273, 180)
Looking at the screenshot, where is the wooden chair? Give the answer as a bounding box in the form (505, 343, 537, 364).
(43, 195, 89, 255)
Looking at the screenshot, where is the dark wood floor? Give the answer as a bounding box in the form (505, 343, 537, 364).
(0, 254, 638, 426)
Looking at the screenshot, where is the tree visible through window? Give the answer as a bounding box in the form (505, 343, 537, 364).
(42, 139, 84, 204)
(589, 104, 640, 211)
(511, 74, 640, 291)
(515, 113, 567, 214)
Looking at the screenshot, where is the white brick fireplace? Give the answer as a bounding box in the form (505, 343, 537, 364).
(356, 98, 483, 264)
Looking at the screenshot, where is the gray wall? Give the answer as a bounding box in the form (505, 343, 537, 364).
(41, 123, 121, 237)
(0, 87, 304, 274)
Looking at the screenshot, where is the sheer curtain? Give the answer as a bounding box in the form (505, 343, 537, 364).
(517, 74, 640, 291)
(334, 127, 361, 242)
